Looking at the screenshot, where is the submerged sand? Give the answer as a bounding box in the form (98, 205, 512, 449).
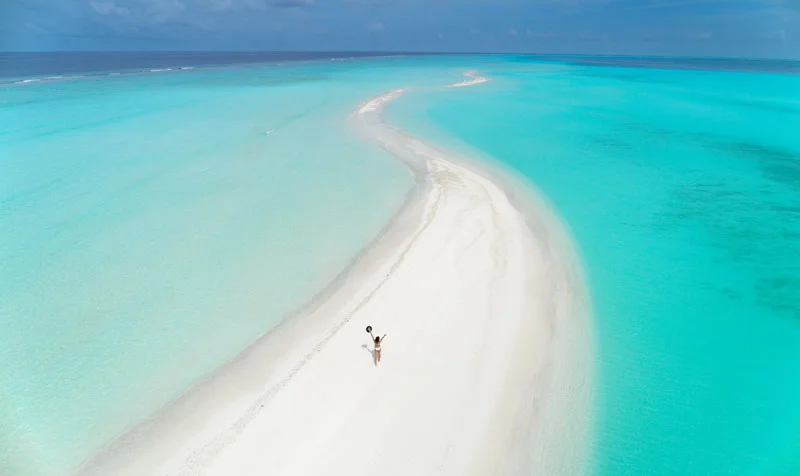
(77, 73, 593, 476)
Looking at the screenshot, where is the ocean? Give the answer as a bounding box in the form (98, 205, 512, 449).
(387, 56, 800, 475)
(0, 53, 456, 475)
(2, 53, 799, 475)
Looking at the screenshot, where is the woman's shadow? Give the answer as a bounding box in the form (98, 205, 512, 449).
(361, 344, 377, 367)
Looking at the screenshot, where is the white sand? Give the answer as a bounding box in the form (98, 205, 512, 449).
(77, 74, 593, 476)
(448, 70, 491, 88)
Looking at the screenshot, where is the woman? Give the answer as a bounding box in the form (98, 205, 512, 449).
(369, 330, 387, 366)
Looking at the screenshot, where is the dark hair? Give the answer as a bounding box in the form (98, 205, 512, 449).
(374, 335, 381, 343)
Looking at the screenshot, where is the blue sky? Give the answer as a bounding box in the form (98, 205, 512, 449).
(1, 0, 798, 57)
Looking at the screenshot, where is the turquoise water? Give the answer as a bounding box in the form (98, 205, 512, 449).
(0, 58, 466, 475)
(3, 55, 799, 475)
(388, 57, 800, 474)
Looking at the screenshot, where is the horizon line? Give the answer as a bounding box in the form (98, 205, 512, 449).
(1, 50, 799, 62)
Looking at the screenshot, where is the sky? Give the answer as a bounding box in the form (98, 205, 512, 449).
(1, 0, 798, 58)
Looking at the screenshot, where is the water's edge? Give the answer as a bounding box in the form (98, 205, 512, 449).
(76, 74, 594, 475)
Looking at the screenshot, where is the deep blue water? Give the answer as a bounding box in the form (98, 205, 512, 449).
(516, 55, 800, 74)
(5, 52, 796, 85)
(0, 51, 427, 83)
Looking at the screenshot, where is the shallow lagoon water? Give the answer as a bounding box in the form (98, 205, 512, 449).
(388, 57, 800, 475)
(0, 57, 463, 475)
(2, 54, 799, 475)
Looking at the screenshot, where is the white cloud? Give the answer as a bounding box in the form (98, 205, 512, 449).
(342, 0, 388, 4)
(24, 22, 50, 33)
(90, 1, 131, 16)
(762, 29, 786, 40)
(526, 29, 561, 39)
(268, 0, 314, 7)
(686, 31, 712, 40)
(82, 0, 317, 33)
(88, 0, 312, 19)
(578, 33, 607, 42)
(207, 0, 234, 10)
(146, 0, 187, 23)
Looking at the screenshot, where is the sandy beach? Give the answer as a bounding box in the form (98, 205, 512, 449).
(77, 73, 592, 476)
(448, 70, 491, 88)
